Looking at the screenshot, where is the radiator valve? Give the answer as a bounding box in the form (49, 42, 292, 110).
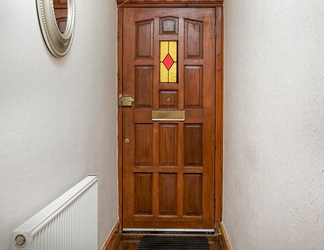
(15, 234, 27, 247)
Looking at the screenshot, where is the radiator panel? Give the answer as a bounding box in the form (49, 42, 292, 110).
(12, 176, 98, 250)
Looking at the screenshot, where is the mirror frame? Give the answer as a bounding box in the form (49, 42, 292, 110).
(36, 0, 76, 57)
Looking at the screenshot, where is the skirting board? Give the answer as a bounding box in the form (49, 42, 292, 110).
(102, 220, 121, 250)
(220, 222, 232, 250)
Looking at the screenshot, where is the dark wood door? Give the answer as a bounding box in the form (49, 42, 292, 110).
(121, 8, 216, 230)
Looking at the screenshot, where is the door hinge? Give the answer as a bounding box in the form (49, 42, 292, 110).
(215, 25, 217, 38)
(118, 94, 134, 107)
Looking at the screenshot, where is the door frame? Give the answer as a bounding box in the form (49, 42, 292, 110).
(117, 0, 224, 230)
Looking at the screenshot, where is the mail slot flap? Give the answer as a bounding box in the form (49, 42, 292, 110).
(152, 110, 185, 121)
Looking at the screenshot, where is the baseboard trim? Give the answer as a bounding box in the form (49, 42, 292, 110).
(101, 220, 121, 250)
(220, 222, 232, 250)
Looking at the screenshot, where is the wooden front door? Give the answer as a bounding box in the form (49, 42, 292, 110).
(121, 7, 217, 230)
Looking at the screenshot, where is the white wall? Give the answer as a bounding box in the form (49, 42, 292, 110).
(223, 0, 324, 249)
(0, 1, 117, 250)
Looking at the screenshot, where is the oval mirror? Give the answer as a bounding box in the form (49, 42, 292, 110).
(36, 0, 76, 57)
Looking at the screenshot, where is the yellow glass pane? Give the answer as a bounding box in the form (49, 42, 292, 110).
(160, 41, 168, 61)
(160, 63, 169, 82)
(169, 63, 177, 82)
(168, 63, 177, 83)
(169, 41, 177, 61)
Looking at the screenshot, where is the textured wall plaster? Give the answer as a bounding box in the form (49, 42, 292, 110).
(0, 1, 117, 250)
(223, 0, 324, 249)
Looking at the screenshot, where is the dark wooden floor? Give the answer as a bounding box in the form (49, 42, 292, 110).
(115, 233, 224, 250)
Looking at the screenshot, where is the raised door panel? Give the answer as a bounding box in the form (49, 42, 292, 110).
(159, 174, 178, 215)
(135, 66, 153, 107)
(184, 174, 202, 216)
(135, 173, 153, 215)
(136, 20, 154, 59)
(184, 124, 202, 166)
(184, 20, 203, 59)
(135, 124, 153, 166)
(159, 124, 178, 166)
(184, 66, 203, 108)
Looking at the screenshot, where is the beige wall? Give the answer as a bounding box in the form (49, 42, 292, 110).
(0, 1, 117, 249)
(223, 0, 324, 249)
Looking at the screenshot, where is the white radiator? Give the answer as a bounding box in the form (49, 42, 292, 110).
(12, 176, 98, 250)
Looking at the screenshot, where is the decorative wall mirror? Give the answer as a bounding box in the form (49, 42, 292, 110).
(36, 0, 76, 57)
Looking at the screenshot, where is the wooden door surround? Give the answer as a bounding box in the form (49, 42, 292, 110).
(117, 0, 223, 231)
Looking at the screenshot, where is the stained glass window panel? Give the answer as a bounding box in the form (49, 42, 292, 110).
(160, 41, 178, 83)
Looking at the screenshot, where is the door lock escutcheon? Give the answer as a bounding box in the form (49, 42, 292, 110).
(118, 94, 134, 107)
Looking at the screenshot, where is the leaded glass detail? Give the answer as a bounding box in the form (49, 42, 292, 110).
(160, 41, 178, 83)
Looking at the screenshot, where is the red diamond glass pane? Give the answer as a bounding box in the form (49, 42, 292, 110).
(163, 54, 174, 70)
